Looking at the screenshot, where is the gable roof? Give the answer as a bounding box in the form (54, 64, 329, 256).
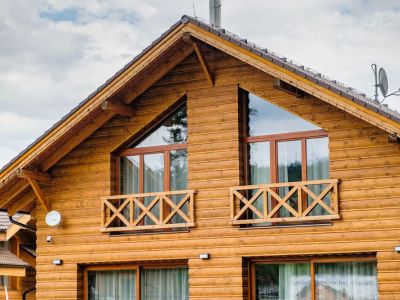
(1, 15, 400, 209)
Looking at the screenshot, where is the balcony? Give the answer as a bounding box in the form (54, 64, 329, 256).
(230, 179, 340, 225)
(101, 190, 196, 232)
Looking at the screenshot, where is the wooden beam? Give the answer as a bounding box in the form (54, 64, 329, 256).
(0, 181, 30, 209)
(0, 266, 26, 277)
(388, 133, 400, 143)
(16, 169, 52, 182)
(26, 178, 51, 212)
(182, 33, 214, 87)
(273, 78, 305, 98)
(123, 44, 195, 104)
(7, 191, 36, 216)
(101, 100, 136, 117)
(40, 111, 114, 171)
(6, 214, 31, 241)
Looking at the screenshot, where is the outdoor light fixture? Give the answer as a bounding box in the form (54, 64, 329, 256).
(46, 235, 52, 243)
(52, 259, 63, 265)
(199, 253, 210, 260)
(395, 246, 400, 252)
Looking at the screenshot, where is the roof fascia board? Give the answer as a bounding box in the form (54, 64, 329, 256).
(184, 23, 400, 136)
(0, 23, 187, 184)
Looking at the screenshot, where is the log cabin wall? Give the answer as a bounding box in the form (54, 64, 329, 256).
(34, 45, 400, 299)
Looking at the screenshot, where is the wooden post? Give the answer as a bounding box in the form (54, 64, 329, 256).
(26, 178, 51, 213)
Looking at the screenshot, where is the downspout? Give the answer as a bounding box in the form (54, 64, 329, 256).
(8, 216, 36, 233)
(22, 288, 35, 300)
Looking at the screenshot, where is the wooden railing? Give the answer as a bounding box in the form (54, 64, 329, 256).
(230, 179, 340, 225)
(101, 190, 196, 232)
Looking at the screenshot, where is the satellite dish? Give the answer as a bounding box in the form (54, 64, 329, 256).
(45, 210, 62, 227)
(378, 68, 388, 97)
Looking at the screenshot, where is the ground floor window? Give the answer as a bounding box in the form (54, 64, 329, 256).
(252, 257, 377, 300)
(85, 265, 188, 300)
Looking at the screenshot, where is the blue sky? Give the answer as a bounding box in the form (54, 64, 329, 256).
(0, 0, 400, 168)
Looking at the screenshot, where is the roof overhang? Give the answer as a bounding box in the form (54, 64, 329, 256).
(0, 266, 26, 277)
(1, 16, 400, 213)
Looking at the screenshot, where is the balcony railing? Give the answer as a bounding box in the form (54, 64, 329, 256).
(101, 190, 196, 232)
(230, 179, 340, 225)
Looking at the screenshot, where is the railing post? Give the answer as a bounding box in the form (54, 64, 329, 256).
(333, 180, 339, 214)
(263, 188, 268, 219)
(230, 189, 235, 221)
(189, 191, 195, 224)
(297, 185, 303, 217)
(129, 197, 134, 227)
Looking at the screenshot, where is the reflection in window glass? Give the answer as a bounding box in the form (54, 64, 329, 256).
(170, 150, 188, 224)
(120, 156, 140, 194)
(88, 270, 136, 300)
(141, 267, 189, 300)
(135, 104, 187, 148)
(144, 153, 164, 224)
(249, 142, 271, 185)
(247, 94, 320, 136)
(255, 263, 311, 300)
(315, 261, 378, 300)
(278, 140, 302, 183)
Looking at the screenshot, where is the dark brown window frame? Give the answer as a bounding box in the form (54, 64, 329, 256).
(83, 262, 188, 300)
(249, 255, 377, 300)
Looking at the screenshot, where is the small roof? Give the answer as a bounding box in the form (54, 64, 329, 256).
(0, 248, 30, 267)
(0, 212, 22, 231)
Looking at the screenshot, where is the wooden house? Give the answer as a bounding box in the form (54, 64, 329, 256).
(1, 15, 400, 299)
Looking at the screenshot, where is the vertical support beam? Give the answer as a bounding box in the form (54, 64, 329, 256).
(27, 178, 51, 212)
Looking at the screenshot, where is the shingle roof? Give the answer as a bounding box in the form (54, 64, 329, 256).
(0, 212, 22, 231)
(0, 248, 30, 267)
(2, 15, 400, 173)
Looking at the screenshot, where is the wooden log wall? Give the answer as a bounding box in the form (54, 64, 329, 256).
(32, 45, 400, 299)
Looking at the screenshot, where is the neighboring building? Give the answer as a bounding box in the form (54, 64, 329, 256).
(0, 212, 35, 299)
(1, 15, 400, 299)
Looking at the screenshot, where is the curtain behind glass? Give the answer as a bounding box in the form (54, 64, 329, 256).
(306, 137, 329, 216)
(255, 263, 311, 300)
(88, 270, 136, 300)
(170, 149, 188, 224)
(141, 267, 189, 300)
(277, 140, 302, 217)
(144, 153, 164, 225)
(315, 261, 378, 300)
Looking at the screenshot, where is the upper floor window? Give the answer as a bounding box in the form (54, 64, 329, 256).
(243, 92, 329, 186)
(119, 102, 188, 195)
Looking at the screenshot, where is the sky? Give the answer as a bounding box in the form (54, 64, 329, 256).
(1, 0, 400, 168)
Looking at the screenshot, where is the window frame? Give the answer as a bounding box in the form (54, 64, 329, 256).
(241, 91, 329, 185)
(115, 101, 188, 195)
(83, 262, 188, 300)
(249, 255, 377, 300)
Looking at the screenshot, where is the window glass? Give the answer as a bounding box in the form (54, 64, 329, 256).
(247, 93, 320, 136)
(141, 267, 189, 300)
(170, 149, 188, 191)
(255, 263, 311, 300)
(120, 156, 140, 194)
(249, 142, 270, 185)
(315, 261, 378, 300)
(277, 140, 302, 183)
(307, 137, 329, 181)
(88, 270, 136, 300)
(135, 104, 187, 148)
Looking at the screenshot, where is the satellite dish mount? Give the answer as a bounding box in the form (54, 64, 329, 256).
(371, 64, 400, 103)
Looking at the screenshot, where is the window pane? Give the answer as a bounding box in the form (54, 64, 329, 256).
(315, 261, 378, 300)
(170, 150, 188, 191)
(247, 93, 320, 136)
(255, 263, 311, 300)
(144, 153, 164, 225)
(88, 270, 136, 300)
(306, 137, 330, 216)
(277, 140, 302, 183)
(249, 142, 270, 185)
(135, 104, 187, 148)
(120, 156, 140, 194)
(141, 267, 189, 300)
(307, 137, 329, 181)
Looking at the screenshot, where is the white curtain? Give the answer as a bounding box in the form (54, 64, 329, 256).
(141, 267, 188, 300)
(315, 261, 378, 300)
(88, 270, 136, 300)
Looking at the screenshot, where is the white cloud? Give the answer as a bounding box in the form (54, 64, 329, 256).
(0, 0, 400, 168)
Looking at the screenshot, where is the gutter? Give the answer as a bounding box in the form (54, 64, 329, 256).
(22, 288, 35, 300)
(8, 216, 36, 233)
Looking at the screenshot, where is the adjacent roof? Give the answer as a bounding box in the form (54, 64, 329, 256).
(2, 15, 400, 175)
(0, 248, 30, 267)
(0, 212, 22, 231)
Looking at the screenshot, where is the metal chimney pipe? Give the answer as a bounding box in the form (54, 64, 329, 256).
(209, 0, 221, 28)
